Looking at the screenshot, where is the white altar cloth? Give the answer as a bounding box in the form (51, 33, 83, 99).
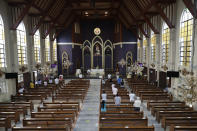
(90, 69, 105, 76)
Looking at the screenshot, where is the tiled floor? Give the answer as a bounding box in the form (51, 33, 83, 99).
(74, 79, 101, 131)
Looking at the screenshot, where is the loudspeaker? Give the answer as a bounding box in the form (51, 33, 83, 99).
(5, 73, 18, 79)
(167, 71, 179, 77)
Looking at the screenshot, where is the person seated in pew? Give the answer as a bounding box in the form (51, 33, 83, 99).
(101, 91, 107, 102)
(18, 86, 24, 93)
(117, 77, 122, 85)
(134, 97, 141, 111)
(37, 79, 42, 85)
(49, 78, 53, 84)
(112, 86, 118, 96)
(108, 74, 111, 79)
(102, 78, 105, 84)
(114, 93, 121, 106)
(129, 92, 136, 102)
(55, 77, 59, 85)
(120, 79, 124, 88)
(44, 81, 48, 86)
(30, 81, 34, 88)
(101, 100, 106, 112)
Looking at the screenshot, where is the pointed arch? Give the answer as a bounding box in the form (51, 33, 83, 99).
(34, 30, 41, 63)
(0, 14, 6, 68)
(17, 21, 27, 65)
(179, 8, 193, 67)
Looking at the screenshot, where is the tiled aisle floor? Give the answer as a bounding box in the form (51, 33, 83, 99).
(74, 79, 101, 131)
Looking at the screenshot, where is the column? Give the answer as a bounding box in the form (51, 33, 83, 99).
(147, 37, 151, 82)
(155, 34, 161, 83)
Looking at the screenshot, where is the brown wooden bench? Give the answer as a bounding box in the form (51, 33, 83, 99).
(12, 126, 70, 131)
(0, 118, 11, 131)
(161, 117, 197, 129)
(0, 102, 33, 111)
(0, 106, 27, 116)
(100, 126, 155, 131)
(100, 118, 148, 127)
(43, 102, 80, 111)
(147, 101, 185, 110)
(11, 95, 44, 102)
(156, 110, 197, 124)
(0, 111, 20, 123)
(23, 118, 72, 129)
(170, 125, 197, 131)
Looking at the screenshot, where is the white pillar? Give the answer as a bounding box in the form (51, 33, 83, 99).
(155, 34, 161, 83)
(147, 37, 151, 82)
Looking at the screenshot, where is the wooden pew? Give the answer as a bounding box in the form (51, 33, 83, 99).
(100, 126, 155, 131)
(11, 95, 44, 102)
(147, 101, 185, 110)
(12, 126, 70, 131)
(43, 102, 80, 111)
(0, 112, 20, 123)
(170, 125, 197, 131)
(156, 110, 197, 124)
(0, 106, 27, 116)
(0, 102, 33, 111)
(100, 118, 148, 127)
(0, 118, 11, 131)
(23, 118, 72, 129)
(161, 117, 197, 129)
(151, 105, 192, 116)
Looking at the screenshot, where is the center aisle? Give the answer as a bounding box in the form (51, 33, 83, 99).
(74, 79, 101, 131)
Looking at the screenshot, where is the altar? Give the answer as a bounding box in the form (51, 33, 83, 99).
(90, 69, 105, 77)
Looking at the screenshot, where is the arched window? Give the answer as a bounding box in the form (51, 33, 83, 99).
(45, 35, 50, 62)
(179, 9, 193, 66)
(0, 15, 6, 68)
(151, 31, 156, 62)
(143, 36, 147, 62)
(53, 39, 57, 61)
(17, 22, 27, 65)
(34, 30, 41, 63)
(162, 22, 170, 64)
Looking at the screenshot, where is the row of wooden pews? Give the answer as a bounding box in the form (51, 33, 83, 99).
(0, 79, 90, 131)
(128, 78, 197, 131)
(99, 80, 154, 131)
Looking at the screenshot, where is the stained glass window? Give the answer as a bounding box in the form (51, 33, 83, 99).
(45, 35, 50, 62)
(34, 30, 41, 63)
(17, 22, 27, 65)
(151, 31, 156, 62)
(162, 22, 170, 63)
(179, 9, 193, 66)
(53, 39, 57, 61)
(0, 15, 6, 68)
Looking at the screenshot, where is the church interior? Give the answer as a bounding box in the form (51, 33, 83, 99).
(0, 0, 197, 130)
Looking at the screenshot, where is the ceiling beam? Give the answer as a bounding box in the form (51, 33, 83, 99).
(182, 0, 197, 19)
(131, 0, 159, 34)
(31, 0, 57, 35)
(43, 1, 69, 39)
(122, 3, 149, 38)
(153, 1, 175, 28)
(10, 0, 35, 30)
(52, 13, 75, 41)
(119, 11, 142, 40)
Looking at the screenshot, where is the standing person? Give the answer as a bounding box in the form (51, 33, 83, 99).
(101, 91, 107, 102)
(55, 77, 59, 85)
(30, 81, 34, 88)
(120, 79, 124, 88)
(129, 92, 136, 102)
(114, 93, 121, 106)
(134, 97, 141, 111)
(101, 100, 106, 112)
(112, 86, 118, 96)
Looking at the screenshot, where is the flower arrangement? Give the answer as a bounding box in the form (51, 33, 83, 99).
(161, 64, 168, 71)
(151, 63, 155, 68)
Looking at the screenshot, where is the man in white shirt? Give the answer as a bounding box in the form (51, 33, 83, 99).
(44, 81, 47, 86)
(114, 94, 121, 105)
(112, 87, 118, 96)
(55, 78, 59, 85)
(129, 93, 136, 102)
(108, 74, 111, 79)
(134, 97, 141, 111)
(101, 91, 107, 102)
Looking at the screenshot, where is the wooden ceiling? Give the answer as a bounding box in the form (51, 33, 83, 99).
(6, 0, 195, 40)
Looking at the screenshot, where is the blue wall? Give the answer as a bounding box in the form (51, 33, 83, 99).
(57, 20, 137, 76)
